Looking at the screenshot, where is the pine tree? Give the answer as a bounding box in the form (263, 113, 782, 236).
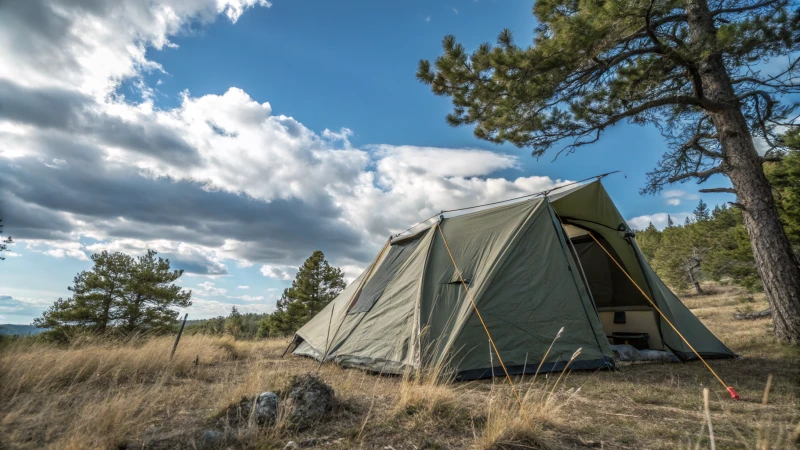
(256, 317, 270, 338)
(0, 218, 13, 261)
(652, 223, 708, 294)
(225, 306, 244, 339)
(35, 251, 133, 332)
(267, 251, 345, 336)
(703, 205, 760, 290)
(694, 199, 711, 221)
(122, 250, 191, 332)
(764, 129, 800, 249)
(667, 215, 675, 228)
(684, 216, 692, 226)
(418, 0, 800, 343)
(35, 250, 191, 334)
(635, 222, 662, 262)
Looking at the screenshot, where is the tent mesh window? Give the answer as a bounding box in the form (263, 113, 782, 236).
(347, 234, 424, 314)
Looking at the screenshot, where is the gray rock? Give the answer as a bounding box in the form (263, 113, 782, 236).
(284, 374, 335, 430)
(199, 429, 224, 449)
(221, 391, 279, 428)
(254, 391, 279, 424)
(284, 441, 299, 449)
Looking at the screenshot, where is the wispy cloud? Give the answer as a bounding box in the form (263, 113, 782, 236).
(195, 281, 227, 296)
(259, 265, 295, 281)
(226, 295, 265, 302)
(662, 189, 699, 206)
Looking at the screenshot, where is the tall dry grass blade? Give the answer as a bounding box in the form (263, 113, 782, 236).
(756, 374, 774, 450)
(761, 373, 773, 406)
(546, 347, 581, 405)
(489, 340, 495, 379)
(358, 359, 393, 443)
(532, 327, 563, 386)
(693, 422, 706, 450)
(703, 388, 716, 450)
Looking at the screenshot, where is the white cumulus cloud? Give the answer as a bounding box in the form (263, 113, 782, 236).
(0, 0, 571, 291)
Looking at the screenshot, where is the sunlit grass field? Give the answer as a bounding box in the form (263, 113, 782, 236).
(1, 283, 797, 449)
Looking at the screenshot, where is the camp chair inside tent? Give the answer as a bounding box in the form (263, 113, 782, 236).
(291, 180, 735, 380)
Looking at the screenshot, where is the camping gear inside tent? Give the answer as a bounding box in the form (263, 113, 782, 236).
(291, 181, 735, 380)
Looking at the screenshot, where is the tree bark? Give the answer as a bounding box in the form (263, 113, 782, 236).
(687, 0, 800, 344)
(687, 266, 704, 295)
(693, 280, 704, 296)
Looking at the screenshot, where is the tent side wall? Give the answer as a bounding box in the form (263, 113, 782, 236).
(295, 226, 436, 374)
(294, 254, 380, 360)
(418, 200, 545, 371)
(446, 201, 614, 380)
(324, 227, 436, 373)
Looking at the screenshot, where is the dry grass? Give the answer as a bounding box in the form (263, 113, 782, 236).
(0, 283, 798, 449)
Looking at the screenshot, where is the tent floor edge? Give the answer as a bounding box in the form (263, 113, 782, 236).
(455, 358, 612, 381)
(672, 351, 738, 361)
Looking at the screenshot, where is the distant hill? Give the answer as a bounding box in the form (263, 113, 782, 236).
(0, 324, 44, 336)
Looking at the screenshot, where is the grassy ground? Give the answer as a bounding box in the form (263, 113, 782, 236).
(0, 284, 797, 449)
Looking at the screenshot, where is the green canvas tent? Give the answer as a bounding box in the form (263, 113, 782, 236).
(293, 181, 735, 379)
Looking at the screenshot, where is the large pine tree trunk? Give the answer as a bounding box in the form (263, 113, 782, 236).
(687, 0, 800, 344)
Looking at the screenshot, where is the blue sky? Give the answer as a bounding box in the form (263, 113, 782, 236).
(0, 0, 734, 324)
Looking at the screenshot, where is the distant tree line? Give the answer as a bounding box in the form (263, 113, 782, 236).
(184, 307, 270, 340)
(636, 144, 800, 294)
(637, 201, 761, 293)
(184, 251, 345, 340)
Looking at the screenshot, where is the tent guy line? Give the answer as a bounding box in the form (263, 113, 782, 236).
(585, 230, 740, 400)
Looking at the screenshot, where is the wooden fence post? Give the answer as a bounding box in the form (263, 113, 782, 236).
(170, 313, 188, 361)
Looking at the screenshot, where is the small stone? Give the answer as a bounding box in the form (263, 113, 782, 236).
(199, 429, 224, 449)
(222, 392, 279, 428)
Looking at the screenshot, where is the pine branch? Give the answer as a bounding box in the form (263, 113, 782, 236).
(712, 0, 781, 16)
(669, 166, 724, 182)
(699, 187, 737, 193)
